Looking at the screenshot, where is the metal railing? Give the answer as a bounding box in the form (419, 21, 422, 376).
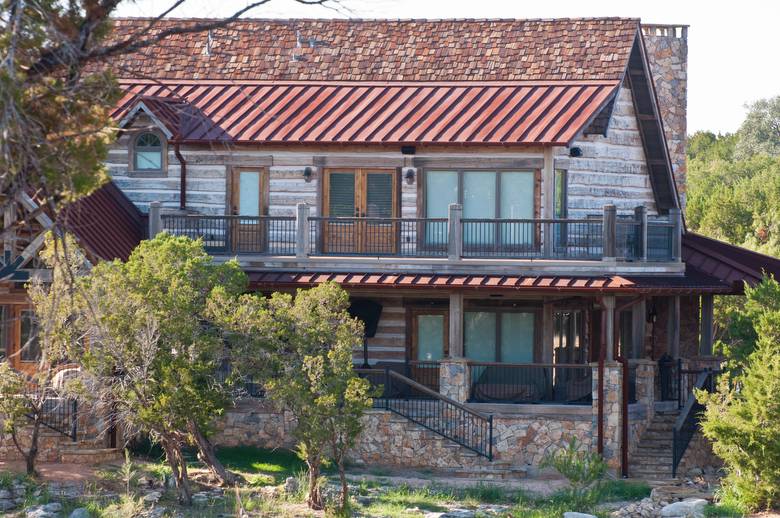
(468, 363, 593, 405)
(154, 207, 679, 263)
(25, 384, 78, 441)
(403, 361, 440, 393)
(215, 362, 265, 398)
(357, 367, 493, 460)
(308, 217, 448, 257)
(656, 358, 704, 408)
(672, 369, 717, 477)
(161, 214, 297, 255)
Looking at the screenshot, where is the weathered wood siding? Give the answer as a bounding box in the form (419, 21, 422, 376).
(556, 85, 658, 218)
(352, 297, 406, 364)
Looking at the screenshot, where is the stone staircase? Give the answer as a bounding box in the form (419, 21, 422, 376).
(357, 410, 527, 480)
(630, 410, 679, 480)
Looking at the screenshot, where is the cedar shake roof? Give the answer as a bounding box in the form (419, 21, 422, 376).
(107, 18, 640, 81)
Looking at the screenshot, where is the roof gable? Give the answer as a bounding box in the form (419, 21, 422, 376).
(107, 17, 640, 81)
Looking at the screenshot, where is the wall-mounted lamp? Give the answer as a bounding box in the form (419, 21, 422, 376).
(569, 146, 583, 158)
(404, 168, 416, 185)
(646, 304, 658, 324)
(303, 166, 313, 182)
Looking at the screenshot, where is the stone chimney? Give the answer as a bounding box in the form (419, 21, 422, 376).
(641, 24, 688, 209)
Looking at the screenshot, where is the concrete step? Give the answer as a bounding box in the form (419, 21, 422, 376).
(60, 448, 122, 465)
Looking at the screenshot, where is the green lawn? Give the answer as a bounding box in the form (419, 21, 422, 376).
(215, 446, 307, 484)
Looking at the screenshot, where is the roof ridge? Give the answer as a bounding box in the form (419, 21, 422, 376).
(111, 16, 641, 23)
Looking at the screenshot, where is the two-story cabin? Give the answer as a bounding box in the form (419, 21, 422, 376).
(3, 17, 780, 478)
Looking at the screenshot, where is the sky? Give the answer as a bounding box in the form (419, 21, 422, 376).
(114, 0, 780, 135)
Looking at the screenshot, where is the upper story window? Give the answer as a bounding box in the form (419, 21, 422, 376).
(133, 132, 164, 171)
(425, 170, 537, 220)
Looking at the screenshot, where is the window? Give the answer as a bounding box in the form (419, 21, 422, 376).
(133, 132, 163, 171)
(411, 309, 448, 361)
(19, 310, 40, 363)
(554, 310, 585, 364)
(464, 310, 535, 363)
(424, 170, 536, 245)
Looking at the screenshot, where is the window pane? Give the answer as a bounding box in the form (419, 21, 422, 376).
(238, 171, 261, 216)
(328, 172, 355, 217)
(463, 172, 496, 245)
(20, 310, 40, 362)
(500, 172, 535, 246)
(464, 311, 496, 362)
(365, 173, 393, 218)
(425, 172, 458, 246)
(501, 312, 535, 363)
(554, 311, 584, 364)
(417, 315, 445, 361)
(135, 151, 162, 170)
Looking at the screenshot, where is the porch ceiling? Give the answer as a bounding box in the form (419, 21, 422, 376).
(248, 269, 732, 295)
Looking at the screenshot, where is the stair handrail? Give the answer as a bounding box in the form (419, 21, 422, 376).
(358, 367, 494, 460)
(21, 380, 78, 441)
(672, 369, 717, 477)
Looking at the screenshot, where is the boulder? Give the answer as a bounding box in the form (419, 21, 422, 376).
(283, 476, 299, 495)
(68, 509, 90, 518)
(142, 491, 162, 504)
(564, 513, 597, 518)
(660, 498, 708, 518)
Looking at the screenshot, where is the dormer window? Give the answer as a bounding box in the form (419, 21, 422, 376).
(133, 132, 164, 171)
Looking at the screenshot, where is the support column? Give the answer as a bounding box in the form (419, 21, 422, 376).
(148, 201, 162, 238)
(602, 205, 617, 261)
(631, 300, 646, 359)
(604, 295, 616, 361)
(439, 358, 471, 403)
(447, 203, 463, 261)
(448, 292, 464, 358)
(668, 296, 680, 358)
(700, 294, 714, 356)
(541, 300, 554, 364)
(295, 203, 310, 258)
(592, 362, 623, 470)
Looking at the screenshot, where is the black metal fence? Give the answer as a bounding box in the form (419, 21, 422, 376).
(656, 358, 703, 408)
(673, 370, 717, 477)
(308, 217, 448, 257)
(468, 363, 593, 405)
(161, 214, 297, 255)
(215, 362, 265, 398)
(647, 217, 676, 261)
(26, 384, 78, 441)
(616, 218, 642, 260)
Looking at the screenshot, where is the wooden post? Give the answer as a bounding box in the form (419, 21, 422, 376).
(295, 203, 310, 258)
(700, 294, 714, 356)
(542, 148, 555, 257)
(604, 295, 616, 361)
(448, 292, 464, 358)
(668, 296, 681, 358)
(448, 203, 463, 261)
(635, 205, 647, 261)
(670, 207, 682, 261)
(148, 201, 162, 238)
(603, 204, 617, 261)
(541, 300, 554, 364)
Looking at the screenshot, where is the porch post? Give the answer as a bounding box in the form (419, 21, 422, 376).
(602, 204, 616, 261)
(700, 294, 714, 356)
(670, 207, 682, 261)
(541, 300, 554, 364)
(448, 291, 464, 358)
(632, 300, 646, 359)
(149, 201, 162, 238)
(447, 203, 463, 261)
(668, 296, 681, 358)
(635, 205, 647, 261)
(439, 359, 471, 403)
(295, 203, 310, 258)
(604, 295, 616, 361)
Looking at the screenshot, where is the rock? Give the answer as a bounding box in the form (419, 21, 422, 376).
(660, 498, 708, 518)
(651, 485, 706, 504)
(192, 493, 210, 506)
(42, 503, 63, 513)
(149, 507, 167, 518)
(441, 510, 475, 518)
(564, 513, 597, 518)
(68, 509, 90, 518)
(0, 489, 12, 499)
(405, 507, 422, 514)
(143, 491, 162, 504)
(282, 476, 299, 495)
(0, 499, 17, 512)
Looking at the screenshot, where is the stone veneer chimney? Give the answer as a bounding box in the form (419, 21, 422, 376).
(641, 24, 689, 210)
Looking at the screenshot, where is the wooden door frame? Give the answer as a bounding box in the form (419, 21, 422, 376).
(407, 307, 450, 362)
(227, 166, 269, 216)
(4, 304, 38, 375)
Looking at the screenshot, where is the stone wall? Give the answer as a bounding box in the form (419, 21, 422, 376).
(642, 25, 688, 209)
(680, 295, 700, 358)
(628, 361, 656, 459)
(593, 363, 623, 468)
(678, 431, 722, 475)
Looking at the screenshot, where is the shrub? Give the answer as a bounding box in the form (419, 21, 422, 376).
(539, 437, 607, 508)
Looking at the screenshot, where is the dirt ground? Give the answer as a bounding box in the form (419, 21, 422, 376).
(0, 461, 109, 482)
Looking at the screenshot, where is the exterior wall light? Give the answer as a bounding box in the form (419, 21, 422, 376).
(303, 166, 313, 182)
(569, 146, 583, 158)
(404, 168, 416, 185)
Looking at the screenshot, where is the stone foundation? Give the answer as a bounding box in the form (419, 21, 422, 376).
(678, 432, 722, 475)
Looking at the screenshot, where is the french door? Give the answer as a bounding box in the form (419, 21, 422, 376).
(230, 169, 266, 252)
(322, 169, 397, 254)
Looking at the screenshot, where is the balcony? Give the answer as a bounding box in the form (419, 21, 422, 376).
(150, 203, 682, 274)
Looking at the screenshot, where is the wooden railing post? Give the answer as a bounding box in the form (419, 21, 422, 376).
(295, 203, 310, 258)
(602, 204, 616, 261)
(635, 205, 647, 261)
(670, 207, 682, 261)
(148, 201, 162, 238)
(448, 203, 463, 261)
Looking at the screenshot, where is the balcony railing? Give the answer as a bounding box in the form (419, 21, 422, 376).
(468, 362, 593, 405)
(153, 203, 681, 263)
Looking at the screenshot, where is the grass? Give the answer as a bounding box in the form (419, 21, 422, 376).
(214, 446, 311, 484)
(597, 479, 652, 502)
(703, 503, 747, 517)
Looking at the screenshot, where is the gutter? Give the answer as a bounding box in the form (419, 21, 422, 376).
(174, 141, 187, 211)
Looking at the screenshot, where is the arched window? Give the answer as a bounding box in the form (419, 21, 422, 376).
(133, 132, 163, 170)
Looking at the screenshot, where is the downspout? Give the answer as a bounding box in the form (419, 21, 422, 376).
(598, 300, 605, 456)
(174, 141, 187, 211)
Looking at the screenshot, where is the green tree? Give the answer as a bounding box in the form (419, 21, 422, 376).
(68, 233, 247, 503)
(700, 278, 780, 511)
(735, 96, 780, 159)
(210, 282, 371, 512)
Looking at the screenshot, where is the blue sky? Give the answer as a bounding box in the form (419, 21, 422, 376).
(114, 0, 780, 134)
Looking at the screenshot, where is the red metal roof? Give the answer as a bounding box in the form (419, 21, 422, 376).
(61, 181, 144, 261)
(248, 270, 731, 295)
(114, 80, 619, 146)
(683, 232, 780, 292)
